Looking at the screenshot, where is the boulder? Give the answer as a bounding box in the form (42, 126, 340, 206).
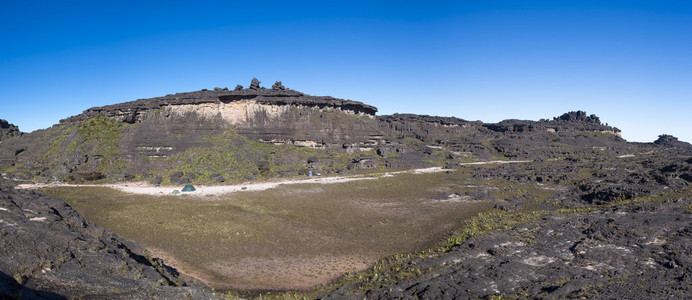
(272, 81, 286, 90)
(210, 174, 226, 183)
(249, 78, 261, 90)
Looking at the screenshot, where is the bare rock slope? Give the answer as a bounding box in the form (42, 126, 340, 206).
(0, 182, 218, 299)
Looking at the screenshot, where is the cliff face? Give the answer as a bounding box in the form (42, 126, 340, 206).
(62, 83, 381, 150)
(68, 86, 377, 124)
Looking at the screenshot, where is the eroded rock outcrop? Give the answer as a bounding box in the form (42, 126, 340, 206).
(0, 182, 218, 299)
(485, 111, 620, 135)
(654, 134, 692, 149)
(0, 119, 21, 142)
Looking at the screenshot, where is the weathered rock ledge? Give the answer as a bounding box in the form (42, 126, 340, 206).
(378, 114, 477, 127)
(61, 80, 377, 125)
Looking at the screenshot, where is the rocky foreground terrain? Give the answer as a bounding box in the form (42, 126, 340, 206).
(334, 199, 692, 299)
(0, 181, 218, 299)
(1, 80, 691, 299)
(324, 147, 692, 299)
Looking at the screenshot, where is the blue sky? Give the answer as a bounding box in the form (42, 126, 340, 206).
(1, 1, 690, 142)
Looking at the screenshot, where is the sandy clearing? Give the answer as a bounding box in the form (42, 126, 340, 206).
(17, 167, 448, 197)
(147, 246, 373, 291)
(211, 255, 372, 290)
(617, 154, 636, 158)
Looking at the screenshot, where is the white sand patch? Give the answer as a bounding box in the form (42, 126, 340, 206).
(29, 217, 47, 222)
(0, 220, 18, 226)
(617, 154, 636, 158)
(459, 160, 531, 166)
(412, 167, 445, 174)
(646, 237, 665, 245)
(498, 241, 526, 247)
(644, 258, 657, 268)
(522, 255, 556, 267)
(0, 207, 8, 211)
(583, 262, 612, 271)
(427, 193, 473, 204)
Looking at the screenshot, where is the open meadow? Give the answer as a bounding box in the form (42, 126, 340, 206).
(40, 170, 508, 291)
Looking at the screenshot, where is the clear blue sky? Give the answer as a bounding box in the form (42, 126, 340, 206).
(1, 1, 690, 143)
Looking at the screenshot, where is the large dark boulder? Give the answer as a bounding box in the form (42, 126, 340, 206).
(249, 78, 261, 90)
(272, 81, 286, 90)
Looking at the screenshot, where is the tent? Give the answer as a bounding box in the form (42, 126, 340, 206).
(182, 184, 196, 192)
(171, 190, 180, 195)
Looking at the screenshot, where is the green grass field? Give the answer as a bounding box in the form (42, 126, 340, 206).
(41, 170, 499, 291)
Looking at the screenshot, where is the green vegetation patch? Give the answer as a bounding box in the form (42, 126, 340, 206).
(41, 171, 492, 293)
(152, 129, 389, 185)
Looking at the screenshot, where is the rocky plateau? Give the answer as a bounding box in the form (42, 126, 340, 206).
(1, 79, 691, 299)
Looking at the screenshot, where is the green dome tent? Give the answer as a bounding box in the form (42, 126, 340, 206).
(182, 184, 196, 192)
(171, 190, 180, 195)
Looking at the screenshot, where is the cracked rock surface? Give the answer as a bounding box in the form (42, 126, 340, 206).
(0, 182, 219, 299)
(330, 199, 691, 300)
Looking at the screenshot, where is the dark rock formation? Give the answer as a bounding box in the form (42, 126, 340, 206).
(377, 114, 480, 145)
(0, 119, 21, 142)
(486, 111, 619, 134)
(272, 81, 286, 90)
(554, 110, 601, 124)
(654, 134, 692, 148)
(61, 81, 378, 124)
(343, 200, 692, 300)
(0, 182, 218, 299)
(249, 78, 261, 90)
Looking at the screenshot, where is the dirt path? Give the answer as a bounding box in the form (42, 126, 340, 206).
(17, 167, 447, 197)
(458, 160, 531, 166)
(17, 163, 530, 197)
